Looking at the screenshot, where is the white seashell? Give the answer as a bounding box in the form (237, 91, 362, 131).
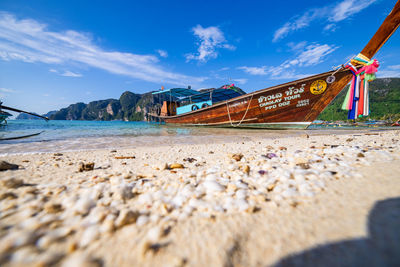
(235, 181, 248, 189)
(183, 205, 194, 215)
(109, 176, 124, 186)
(236, 199, 249, 211)
(293, 173, 305, 183)
(206, 167, 219, 174)
(150, 214, 160, 223)
(9, 247, 37, 265)
(205, 174, 217, 181)
(79, 226, 100, 247)
(203, 181, 225, 193)
(61, 253, 101, 267)
(274, 195, 283, 202)
(136, 215, 149, 227)
(114, 185, 133, 200)
(282, 188, 298, 198)
(100, 215, 116, 233)
(235, 189, 247, 199)
(146, 226, 162, 242)
(137, 193, 153, 205)
(153, 190, 164, 200)
(227, 164, 236, 171)
(37, 227, 72, 248)
(115, 209, 139, 228)
(74, 197, 95, 215)
(171, 195, 185, 208)
(213, 205, 224, 212)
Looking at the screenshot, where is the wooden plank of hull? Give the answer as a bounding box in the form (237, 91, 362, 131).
(163, 69, 352, 129)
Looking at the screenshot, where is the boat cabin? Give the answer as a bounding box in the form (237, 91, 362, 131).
(153, 87, 244, 116)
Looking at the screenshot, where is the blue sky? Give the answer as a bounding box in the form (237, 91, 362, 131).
(1, 0, 399, 114)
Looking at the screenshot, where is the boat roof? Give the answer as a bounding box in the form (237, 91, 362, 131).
(152, 88, 199, 98)
(152, 87, 244, 103)
(180, 88, 243, 102)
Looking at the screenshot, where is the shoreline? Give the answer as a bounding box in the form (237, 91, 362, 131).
(0, 129, 399, 266)
(0, 127, 397, 156)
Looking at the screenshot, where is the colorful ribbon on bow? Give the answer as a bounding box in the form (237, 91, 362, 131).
(342, 55, 379, 119)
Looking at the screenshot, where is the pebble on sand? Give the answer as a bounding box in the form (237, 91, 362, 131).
(0, 160, 19, 171)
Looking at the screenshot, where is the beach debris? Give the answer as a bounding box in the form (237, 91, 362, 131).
(243, 165, 250, 174)
(262, 153, 277, 159)
(258, 170, 267, 175)
(115, 209, 139, 228)
(357, 152, 365, 157)
(169, 163, 184, 169)
(230, 153, 243, 161)
(1, 177, 24, 188)
(114, 156, 135, 159)
(183, 157, 197, 163)
(0, 192, 18, 200)
(78, 162, 95, 172)
(297, 163, 310, 169)
(0, 160, 19, 171)
(54, 153, 63, 156)
(44, 202, 63, 213)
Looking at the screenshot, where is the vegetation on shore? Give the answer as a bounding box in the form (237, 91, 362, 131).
(318, 78, 400, 122)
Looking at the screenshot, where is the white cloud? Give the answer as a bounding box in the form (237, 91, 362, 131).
(49, 68, 82, 77)
(378, 65, 400, 78)
(323, 24, 337, 32)
(238, 43, 337, 80)
(237, 66, 268, 75)
(186, 25, 235, 63)
(0, 87, 16, 93)
(232, 78, 247, 85)
(156, 49, 168, 58)
(61, 70, 82, 77)
(0, 12, 205, 86)
(273, 0, 377, 42)
(219, 67, 230, 71)
(329, 0, 376, 22)
(290, 43, 338, 67)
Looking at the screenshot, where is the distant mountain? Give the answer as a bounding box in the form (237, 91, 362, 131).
(44, 85, 247, 121)
(318, 77, 400, 121)
(16, 110, 57, 120)
(46, 90, 172, 121)
(16, 113, 40, 120)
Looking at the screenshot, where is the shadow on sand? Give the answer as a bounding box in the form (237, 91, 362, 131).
(274, 197, 400, 267)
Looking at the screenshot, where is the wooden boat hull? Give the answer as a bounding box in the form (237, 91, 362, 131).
(161, 69, 353, 129)
(154, 0, 400, 129)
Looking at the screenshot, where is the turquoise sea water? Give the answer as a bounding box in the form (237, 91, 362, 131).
(0, 120, 390, 155)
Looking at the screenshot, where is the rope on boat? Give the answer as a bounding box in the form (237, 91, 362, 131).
(226, 94, 254, 127)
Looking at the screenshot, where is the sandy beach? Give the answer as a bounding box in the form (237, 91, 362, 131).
(0, 129, 399, 266)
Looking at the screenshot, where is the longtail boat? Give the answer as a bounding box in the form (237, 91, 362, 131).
(151, 1, 400, 129)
